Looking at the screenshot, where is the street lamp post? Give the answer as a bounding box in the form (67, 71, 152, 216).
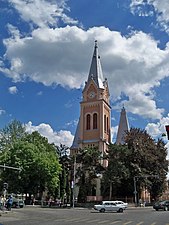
(133, 177, 137, 206)
(72, 156, 76, 208)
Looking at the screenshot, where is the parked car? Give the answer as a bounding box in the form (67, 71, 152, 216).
(12, 198, 25, 208)
(113, 200, 128, 209)
(153, 200, 169, 211)
(94, 201, 125, 213)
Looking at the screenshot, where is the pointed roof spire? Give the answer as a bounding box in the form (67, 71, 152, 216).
(87, 40, 104, 89)
(116, 106, 129, 144)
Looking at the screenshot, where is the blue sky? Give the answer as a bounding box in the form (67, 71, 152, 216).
(0, 0, 169, 153)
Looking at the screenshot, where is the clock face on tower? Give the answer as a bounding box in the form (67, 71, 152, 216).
(89, 91, 95, 98)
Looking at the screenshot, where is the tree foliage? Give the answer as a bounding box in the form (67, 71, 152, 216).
(0, 120, 26, 151)
(56, 144, 71, 203)
(1, 120, 168, 203)
(102, 144, 130, 199)
(75, 147, 104, 202)
(101, 128, 168, 201)
(0, 121, 61, 199)
(124, 128, 168, 200)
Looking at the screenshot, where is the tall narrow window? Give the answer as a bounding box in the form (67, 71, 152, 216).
(107, 117, 109, 133)
(93, 113, 97, 129)
(86, 114, 91, 130)
(104, 115, 106, 132)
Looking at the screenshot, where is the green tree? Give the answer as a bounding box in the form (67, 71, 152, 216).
(102, 144, 129, 199)
(75, 147, 104, 202)
(148, 139, 168, 200)
(0, 120, 26, 191)
(56, 144, 71, 203)
(0, 120, 26, 152)
(124, 128, 168, 200)
(23, 131, 62, 198)
(0, 121, 61, 200)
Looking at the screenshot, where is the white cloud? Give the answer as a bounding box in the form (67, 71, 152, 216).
(8, 0, 78, 28)
(2, 25, 169, 119)
(145, 113, 169, 138)
(130, 0, 169, 33)
(154, 0, 169, 20)
(111, 125, 118, 143)
(8, 86, 18, 94)
(25, 121, 74, 147)
(145, 114, 169, 159)
(130, 0, 154, 17)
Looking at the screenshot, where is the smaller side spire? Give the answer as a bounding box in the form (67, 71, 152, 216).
(116, 106, 129, 144)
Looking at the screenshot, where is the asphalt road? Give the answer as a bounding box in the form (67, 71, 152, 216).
(0, 206, 169, 225)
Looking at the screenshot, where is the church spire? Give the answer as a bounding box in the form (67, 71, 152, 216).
(116, 106, 129, 144)
(87, 40, 104, 89)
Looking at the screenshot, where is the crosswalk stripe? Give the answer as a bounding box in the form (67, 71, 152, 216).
(79, 218, 91, 221)
(110, 221, 121, 224)
(136, 222, 144, 225)
(73, 218, 91, 222)
(54, 219, 67, 222)
(98, 220, 110, 224)
(123, 222, 133, 225)
(86, 219, 100, 223)
(65, 218, 81, 222)
(151, 223, 156, 225)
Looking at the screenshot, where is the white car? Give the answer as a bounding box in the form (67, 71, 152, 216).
(113, 201, 128, 209)
(94, 201, 125, 213)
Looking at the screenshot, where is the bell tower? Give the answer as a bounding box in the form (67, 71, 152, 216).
(71, 41, 111, 164)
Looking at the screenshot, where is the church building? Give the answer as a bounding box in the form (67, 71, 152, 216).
(70, 41, 130, 199)
(71, 40, 111, 166)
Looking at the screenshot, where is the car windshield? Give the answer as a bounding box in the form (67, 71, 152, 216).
(161, 201, 167, 204)
(155, 201, 164, 204)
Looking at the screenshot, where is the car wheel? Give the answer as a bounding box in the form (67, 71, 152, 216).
(164, 206, 168, 211)
(100, 208, 105, 213)
(118, 208, 123, 213)
(155, 209, 159, 211)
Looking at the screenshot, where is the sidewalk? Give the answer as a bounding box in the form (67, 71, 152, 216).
(0, 207, 13, 216)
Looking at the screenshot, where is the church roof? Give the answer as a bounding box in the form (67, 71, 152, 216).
(116, 106, 130, 144)
(71, 118, 80, 149)
(87, 40, 104, 89)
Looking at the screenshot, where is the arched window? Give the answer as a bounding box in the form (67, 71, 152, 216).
(93, 113, 97, 129)
(86, 114, 91, 130)
(104, 115, 106, 132)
